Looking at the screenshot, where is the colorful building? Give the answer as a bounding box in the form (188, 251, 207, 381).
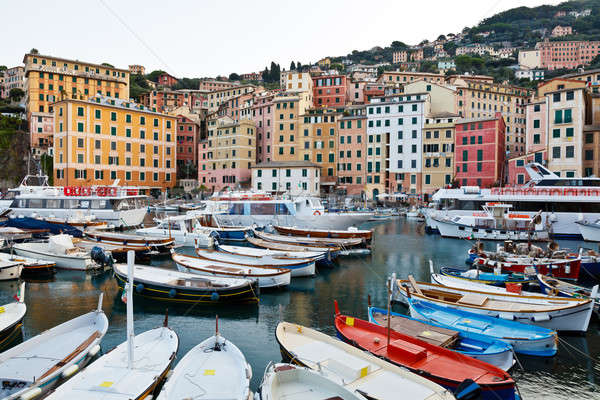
(157, 72, 178, 88)
(454, 114, 506, 187)
(2, 66, 25, 97)
(518, 49, 541, 69)
(422, 113, 458, 194)
(337, 105, 367, 196)
(379, 71, 446, 86)
(252, 92, 274, 164)
(128, 65, 145, 75)
(558, 68, 600, 94)
(251, 161, 320, 195)
(281, 71, 313, 95)
(139, 89, 203, 113)
(52, 95, 176, 190)
(176, 114, 200, 170)
(198, 80, 239, 91)
(392, 51, 408, 64)
(205, 85, 256, 111)
(312, 74, 347, 108)
(551, 25, 573, 37)
(403, 80, 456, 114)
(537, 39, 600, 70)
(198, 117, 256, 191)
(271, 92, 312, 162)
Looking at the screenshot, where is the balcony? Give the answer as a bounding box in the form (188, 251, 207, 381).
(25, 64, 128, 84)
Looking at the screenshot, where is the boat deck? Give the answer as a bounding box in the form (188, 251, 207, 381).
(371, 312, 459, 348)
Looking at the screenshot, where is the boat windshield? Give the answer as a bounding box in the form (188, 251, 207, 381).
(250, 203, 291, 215)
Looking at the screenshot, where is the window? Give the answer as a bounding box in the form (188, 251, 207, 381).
(533, 134, 540, 144)
(111, 112, 117, 121)
(534, 104, 540, 112)
(77, 107, 84, 117)
(126, 114, 131, 123)
(533, 119, 540, 128)
(566, 146, 574, 158)
(553, 93, 560, 102)
(477, 149, 483, 161)
(566, 127, 574, 137)
(585, 149, 594, 160)
(462, 150, 468, 161)
(111, 126, 116, 135)
(564, 109, 572, 123)
(77, 122, 84, 132)
(554, 110, 562, 123)
(77, 138, 84, 148)
(566, 91, 574, 101)
(552, 146, 561, 159)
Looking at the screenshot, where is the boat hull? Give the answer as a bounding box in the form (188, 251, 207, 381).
(577, 221, 600, 242)
(13, 245, 94, 270)
(0, 264, 22, 281)
(473, 256, 581, 281)
(436, 218, 549, 241)
(175, 262, 289, 289)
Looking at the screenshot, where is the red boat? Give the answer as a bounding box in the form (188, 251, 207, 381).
(334, 301, 517, 400)
(473, 255, 580, 281)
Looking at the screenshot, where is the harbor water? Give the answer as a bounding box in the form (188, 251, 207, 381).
(2, 217, 599, 399)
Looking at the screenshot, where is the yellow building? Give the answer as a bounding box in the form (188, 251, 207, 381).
(53, 95, 176, 190)
(272, 92, 312, 161)
(422, 113, 458, 194)
(317, 58, 331, 68)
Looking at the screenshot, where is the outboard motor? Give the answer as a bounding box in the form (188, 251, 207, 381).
(90, 246, 114, 267)
(454, 379, 481, 400)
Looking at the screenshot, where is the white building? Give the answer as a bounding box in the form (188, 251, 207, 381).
(280, 71, 313, 94)
(456, 44, 494, 56)
(518, 49, 541, 69)
(515, 68, 544, 81)
(251, 161, 320, 196)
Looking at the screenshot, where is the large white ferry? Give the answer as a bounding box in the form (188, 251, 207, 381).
(426, 163, 600, 239)
(0, 175, 148, 228)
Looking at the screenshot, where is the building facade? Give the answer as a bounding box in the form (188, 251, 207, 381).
(251, 161, 320, 195)
(128, 65, 145, 75)
(52, 95, 176, 190)
(252, 93, 275, 164)
(176, 114, 200, 169)
(551, 25, 573, 37)
(2, 66, 25, 97)
(198, 80, 240, 91)
(518, 49, 541, 69)
(312, 75, 347, 108)
(537, 39, 600, 70)
(205, 85, 255, 111)
(422, 113, 458, 194)
(337, 105, 367, 196)
(157, 72, 178, 87)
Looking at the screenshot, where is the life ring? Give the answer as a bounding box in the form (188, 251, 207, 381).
(313, 210, 321, 216)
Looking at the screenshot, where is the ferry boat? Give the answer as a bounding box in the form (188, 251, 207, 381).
(0, 175, 148, 228)
(426, 163, 600, 239)
(200, 192, 373, 230)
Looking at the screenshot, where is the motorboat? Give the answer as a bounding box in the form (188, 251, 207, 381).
(0, 283, 26, 349)
(0, 295, 108, 400)
(157, 320, 252, 400)
(394, 277, 594, 332)
(576, 218, 600, 241)
(72, 238, 150, 264)
(335, 303, 517, 400)
(113, 263, 259, 304)
(135, 214, 215, 247)
(259, 363, 368, 400)
(536, 273, 599, 312)
(12, 234, 98, 270)
(438, 266, 533, 287)
(275, 322, 455, 400)
(0, 251, 56, 276)
(172, 251, 291, 289)
(0, 174, 148, 228)
(471, 254, 581, 281)
(195, 248, 315, 277)
(253, 229, 370, 255)
(0, 259, 22, 281)
(368, 306, 514, 371)
(217, 243, 325, 262)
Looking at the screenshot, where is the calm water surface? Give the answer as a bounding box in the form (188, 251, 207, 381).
(2, 217, 599, 399)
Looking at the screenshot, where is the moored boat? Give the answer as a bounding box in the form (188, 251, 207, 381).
(0, 295, 108, 400)
(217, 243, 325, 262)
(275, 321, 455, 400)
(472, 255, 581, 281)
(576, 219, 600, 241)
(335, 303, 517, 400)
(113, 263, 259, 304)
(135, 214, 214, 247)
(85, 230, 174, 256)
(536, 273, 599, 312)
(254, 229, 365, 248)
(172, 251, 290, 289)
(0, 283, 27, 350)
(0, 251, 56, 276)
(245, 235, 337, 263)
(0, 259, 22, 281)
(12, 234, 98, 270)
(368, 306, 514, 371)
(439, 266, 534, 287)
(273, 225, 373, 243)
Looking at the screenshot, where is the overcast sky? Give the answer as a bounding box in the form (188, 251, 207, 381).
(2, 0, 561, 77)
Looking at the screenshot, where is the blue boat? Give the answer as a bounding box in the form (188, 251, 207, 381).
(440, 267, 534, 287)
(0, 216, 82, 237)
(407, 298, 557, 357)
(367, 306, 514, 371)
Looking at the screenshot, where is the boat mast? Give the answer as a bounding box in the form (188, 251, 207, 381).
(386, 272, 395, 347)
(127, 250, 135, 369)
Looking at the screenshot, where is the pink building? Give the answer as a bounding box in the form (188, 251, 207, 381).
(455, 113, 506, 187)
(346, 80, 365, 104)
(252, 93, 274, 164)
(507, 151, 547, 186)
(537, 39, 600, 70)
(392, 51, 408, 64)
(337, 106, 367, 196)
(176, 115, 200, 168)
(157, 72, 178, 87)
(525, 99, 548, 155)
(30, 113, 54, 158)
(312, 74, 347, 108)
(551, 25, 573, 37)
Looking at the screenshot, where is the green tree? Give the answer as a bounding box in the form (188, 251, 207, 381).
(9, 89, 25, 102)
(391, 41, 408, 49)
(229, 73, 240, 81)
(101, 62, 114, 68)
(29, 48, 39, 54)
(147, 70, 166, 82)
(290, 61, 296, 70)
(330, 63, 344, 73)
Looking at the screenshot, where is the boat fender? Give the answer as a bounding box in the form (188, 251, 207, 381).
(88, 344, 101, 358)
(246, 362, 252, 379)
(211, 292, 220, 301)
(61, 364, 79, 379)
(532, 313, 551, 322)
(454, 379, 481, 400)
(19, 387, 42, 400)
(168, 289, 177, 298)
(136, 283, 145, 293)
(498, 312, 515, 320)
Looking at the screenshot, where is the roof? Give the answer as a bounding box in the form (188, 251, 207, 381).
(456, 115, 502, 124)
(53, 95, 174, 117)
(251, 161, 320, 169)
(22, 53, 128, 73)
(559, 68, 600, 79)
(427, 112, 459, 118)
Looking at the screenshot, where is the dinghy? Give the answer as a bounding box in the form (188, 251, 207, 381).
(172, 251, 291, 289)
(0, 283, 27, 349)
(394, 277, 593, 332)
(217, 243, 324, 262)
(84, 230, 174, 256)
(407, 297, 557, 357)
(113, 263, 259, 304)
(245, 236, 335, 264)
(157, 318, 252, 400)
(253, 229, 367, 251)
(259, 363, 368, 400)
(13, 234, 98, 270)
(46, 252, 179, 400)
(334, 303, 517, 400)
(275, 322, 455, 400)
(195, 248, 315, 277)
(0, 251, 56, 276)
(273, 225, 373, 243)
(367, 306, 514, 371)
(72, 238, 150, 264)
(536, 273, 599, 312)
(439, 266, 533, 286)
(472, 254, 581, 281)
(0, 294, 108, 400)
(0, 259, 22, 281)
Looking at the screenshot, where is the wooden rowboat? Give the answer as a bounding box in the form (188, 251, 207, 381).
(536, 273, 599, 312)
(273, 225, 373, 242)
(84, 231, 174, 255)
(253, 229, 364, 248)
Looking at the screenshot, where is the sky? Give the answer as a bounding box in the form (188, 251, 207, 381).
(2, 0, 563, 78)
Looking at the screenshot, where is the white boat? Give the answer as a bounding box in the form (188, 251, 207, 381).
(195, 248, 316, 277)
(45, 252, 179, 400)
(157, 326, 252, 400)
(393, 278, 594, 332)
(217, 244, 325, 261)
(406, 206, 424, 220)
(0, 283, 26, 346)
(13, 234, 97, 270)
(0, 259, 22, 281)
(172, 251, 291, 289)
(0, 295, 108, 400)
(430, 269, 544, 298)
(0, 251, 56, 275)
(434, 203, 548, 241)
(0, 174, 148, 228)
(135, 213, 214, 247)
(425, 163, 600, 239)
(275, 322, 454, 400)
(576, 219, 600, 241)
(259, 363, 368, 400)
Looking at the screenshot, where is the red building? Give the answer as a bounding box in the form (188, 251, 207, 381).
(363, 83, 385, 104)
(176, 115, 200, 171)
(455, 113, 506, 187)
(507, 151, 546, 186)
(158, 72, 178, 87)
(139, 89, 204, 113)
(538, 39, 600, 70)
(312, 74, 347, 108)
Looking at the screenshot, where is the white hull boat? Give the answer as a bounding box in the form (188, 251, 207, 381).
(172, 251, 291, 289)
(576, 219, 600, 242)
(157, 332, 252, 400)
(0, 296, 108, 400)
(431, 271, 543, 298)
(0, 283, 26, 347)
(13, 234, 96, 270)
(436, 217, 549, 241)
(0, 260, 22, 281)
(394, 278, 594, 332)
(135, 214, 214, 247)
(259, 363, 367, 400)
(217, 244, 324, 261)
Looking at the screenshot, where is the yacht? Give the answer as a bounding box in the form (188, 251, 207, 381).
(426, 163, 600, 239)
(0, 175, 148, 228)
(201, 193, 373, 230)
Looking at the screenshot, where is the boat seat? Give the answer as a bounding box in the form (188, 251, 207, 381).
(387, 339, 427, 364)
(457, 294, 488, 306)
(321, 357, 371, 381)
(455, 318, 489, 331)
